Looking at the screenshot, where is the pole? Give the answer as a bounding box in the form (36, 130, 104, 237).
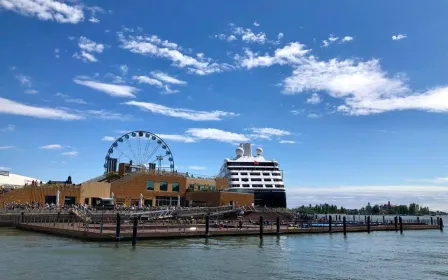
(276, 216, 280, 235)
(100, 212, 104, 234)
(394, 216, 398, 231)
(329, 215, 332, 233)
(399, 216, 403, 234)
(205, 214, 210, 237)
(367, 216, 370, 233)
(430, 217, 433, 225)
(115, 213, 121, 241)
(343, 216, 347, 236)
(259, 216, 264, 239)
(132, 217, 138, 246)
(440, 218, 444, 231)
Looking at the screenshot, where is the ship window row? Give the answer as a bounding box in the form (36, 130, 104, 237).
(230, 172, 281, 176)
(231, 178, 282, 182)
(231, 184, 284, 188)
(227, 162, 278, 167)
(228, 167, 280, 172)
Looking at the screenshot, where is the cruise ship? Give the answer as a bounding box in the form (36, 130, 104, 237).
(218, 143, 287, 207)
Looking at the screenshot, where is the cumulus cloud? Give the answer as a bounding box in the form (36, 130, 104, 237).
(306, 93, 322, 104)
(186, 128, 249, 143)
(392, 34, 407, 41)
(74, 77, 139, 98)
(236, 41, 448, 115)
(73, 36, 105, 63)
(0, 97, 83, 120)
(15, 74, 32, 87)
(0, 0, 84, 24)
(118, 32, 232, 75)
(156, 134, 197, 143)
(124, 101, 238, 121)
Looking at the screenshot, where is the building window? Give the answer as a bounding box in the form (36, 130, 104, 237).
(250, 173, 261, 176)
(266, 184, 273, 188)
(198, 185, 205, 191)
(241, 172, 248, 175)
(172, 182, 179, 192)
(188, 184, 195, 191)
(262, 173, 270, 176)
(251, 178, 262, 181)
(231, 178, 239, 181)
(232, 184, 240, 188)
(160, 181, 168, 191)
(147, 180, 155, 190)
(264, 178, 272, 181)
(242, 184, 250, 188)
(241, 178, 249, 182)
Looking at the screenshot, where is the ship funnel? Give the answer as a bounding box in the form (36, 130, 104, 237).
(239, 143, 252, 157)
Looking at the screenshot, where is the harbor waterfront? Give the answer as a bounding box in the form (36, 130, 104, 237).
(0, 227, 446, 280)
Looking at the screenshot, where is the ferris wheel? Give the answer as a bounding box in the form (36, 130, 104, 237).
(104, 131, 175, 174)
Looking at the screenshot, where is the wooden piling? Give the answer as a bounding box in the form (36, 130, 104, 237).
(259, 216, 264, 239)
(115, 213, 121, 241)
(399, 216, 403, 234)
(353, 215, 355, 222)
(431, 217, 433, 225)
(343, 216, 347, 236)
(382, 216, 385, 224)
(329, 215, 332, 233)
(205, 214, 210, 236)
(440, 218, 444, 231)
(132, 217, 138, 246)
(394, 216, 398, 231)
(21, 212, 24, 223)
(367, 216, 371, 233)
(417, 216, 420, 224)
(276, 216, 280, 234)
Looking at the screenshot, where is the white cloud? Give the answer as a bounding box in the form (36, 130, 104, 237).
(279, 140, 295, 144)
(151, 72, 186, 85)
(74, 77, 139, 98)
(132, 75, 164, 88)
(124, 101, 238, 121)
(73, 51, 97, 62)
(306, 93, 322, 104)
(61, 151, 78, 156)
(307, 113, 321, 118)
(120, 65, 129, 75)
(55, 92, 87, 105)
(248, 128, 291, 140)
(0, 167, 11, 170)
(118, 32, 232, 75)
(40, 144, 62, 149)
(24, 89, 39, 94)
(156, 134, 197, 143)
(88, 17, 99, 23)
(236, 41, 448, 115)
(392, 34, 407, 41)
(54, 48, 60, 58)
(287, 185, 448, 211)
(16, 74, 32, 87)
(290, 109, 304, 115)
(78, 36, 104, 53)
(241, 29, 267, 44)
(102, 136, 116, 141)
(188, 165, 206, 170)
(73, 37, 104, 63)
(85, 6, 104, 24)
(1, 124, 15, 132)
(253, 21, 260, 27)
(0, 0, 84, 24)
(277, 32, 284, 40)
(162, 85, 179, 94)
(341, 36, 354, 43)
(186, 128, 249, 143)
(0, 146, 14, 150)
(0, 97, 83, 120)
(84, 110, 134, 121)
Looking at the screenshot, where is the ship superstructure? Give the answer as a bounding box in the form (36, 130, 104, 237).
(218, 143, 287, 207)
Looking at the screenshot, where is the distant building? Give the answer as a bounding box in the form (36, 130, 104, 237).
(0, 172, 40, 189)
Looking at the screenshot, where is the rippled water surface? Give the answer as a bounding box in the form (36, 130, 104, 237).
(0, 228, 446, 280)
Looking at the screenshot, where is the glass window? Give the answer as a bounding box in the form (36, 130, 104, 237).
(198, 185, 205, 191)
(147, 180, 155, 190)
(188, 184, 195, 191)
(172, 182, 179, 192)
(160, 181, 168, 191)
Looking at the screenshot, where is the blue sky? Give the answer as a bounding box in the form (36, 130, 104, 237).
(0, 0, 447, 209)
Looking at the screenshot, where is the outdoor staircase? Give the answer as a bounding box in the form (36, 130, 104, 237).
(71, 205, 92, 223)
